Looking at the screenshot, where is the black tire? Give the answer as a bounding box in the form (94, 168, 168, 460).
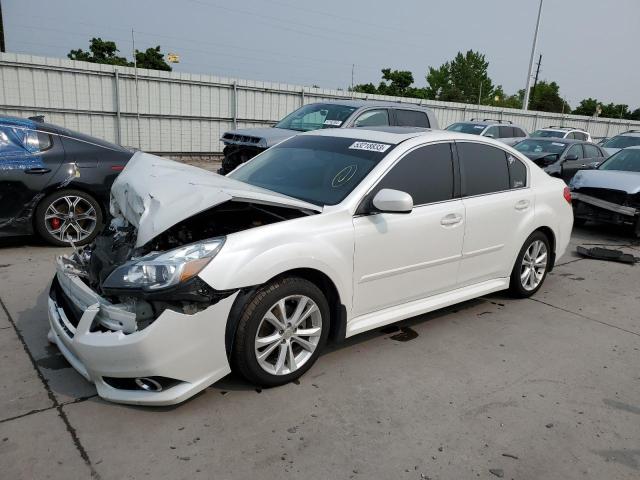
(508, 231, 551, 298)
(232, 276, 330, 387)
(35, 189, 103, 247)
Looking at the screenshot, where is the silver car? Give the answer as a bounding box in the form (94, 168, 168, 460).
(219, 101, 439, 173)
(446, 119, 528, 146)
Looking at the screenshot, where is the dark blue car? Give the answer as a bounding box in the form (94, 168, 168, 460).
(0, 116, 133, 246)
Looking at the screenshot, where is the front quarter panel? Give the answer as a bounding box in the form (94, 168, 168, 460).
(198, 209, 355, 312)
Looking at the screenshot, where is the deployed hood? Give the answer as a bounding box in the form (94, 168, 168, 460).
(221, 127, 298, 148)
(110, 152, 322, 247)
(570, 169, 640, 194)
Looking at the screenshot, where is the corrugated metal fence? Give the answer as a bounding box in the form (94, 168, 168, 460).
(1, 52, 638, 155)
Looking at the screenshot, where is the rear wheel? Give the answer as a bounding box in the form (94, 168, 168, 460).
(35, 189, 103, 246)
(232, 277, 330, 387)
(509, 231, 551, 298)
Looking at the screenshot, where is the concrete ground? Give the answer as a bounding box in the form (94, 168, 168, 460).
(0, 225, 638, 480)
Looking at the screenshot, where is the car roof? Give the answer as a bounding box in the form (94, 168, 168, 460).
(536, 126, 585, 132)
(302, 126, 514, 145)
(315, 100, 432, 111)
(451, 120, 525, 128)
(618, 131, 640, 137)
(525, 137, 584, 144)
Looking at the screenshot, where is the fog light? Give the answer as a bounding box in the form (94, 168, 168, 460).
(135, 377, 163, 392)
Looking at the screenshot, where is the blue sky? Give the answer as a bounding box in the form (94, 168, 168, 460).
(4, 0, 639, 108)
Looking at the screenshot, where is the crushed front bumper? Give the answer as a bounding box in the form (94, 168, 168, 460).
(48, 257, 237, 406)
(572, 192, 639, 231)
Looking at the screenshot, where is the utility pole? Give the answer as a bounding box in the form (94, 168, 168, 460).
(132, 29, 141, 149)
(523, 0, 544, 110)
(530, 54, 542, 108)
(0, 0, 6, 53)
(351, 63, 354, 91)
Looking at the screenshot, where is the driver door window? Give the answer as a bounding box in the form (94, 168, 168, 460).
(484, 126, 499, 138)
(565, 144, 584, 159)
(353, 109, 389, 128)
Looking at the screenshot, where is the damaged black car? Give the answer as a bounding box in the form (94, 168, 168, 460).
(570, 146, 640, 236)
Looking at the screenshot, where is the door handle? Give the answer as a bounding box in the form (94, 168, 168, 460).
(580, 164, 587, 167)
(440, 213, 463, 226)
(24, 167, 52, 174)
(515, 199, 530, 211)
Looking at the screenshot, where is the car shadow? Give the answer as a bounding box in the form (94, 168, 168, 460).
(0, 235, 49, 249)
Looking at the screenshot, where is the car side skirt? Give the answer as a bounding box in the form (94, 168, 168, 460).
(346, 277, 509, 337)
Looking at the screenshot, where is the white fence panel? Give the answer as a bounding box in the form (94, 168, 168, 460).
(1, 52, 638, 155)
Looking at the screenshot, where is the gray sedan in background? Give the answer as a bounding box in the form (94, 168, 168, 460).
(218, 100, 439, 173)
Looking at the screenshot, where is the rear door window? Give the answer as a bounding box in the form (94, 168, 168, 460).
(507, 155, 527, 189)
(498, 126, 514, 138)
(583, 144, 602, 158)
(372, 143, 454, 206)
(513, 128, 527, 137)
(353, 109, 390, 127)
(457, 142, 510, 196)
(394, 109, 430, 128)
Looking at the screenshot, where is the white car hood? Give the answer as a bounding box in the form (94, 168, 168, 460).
(110, 152, 322, 247)
(571, 169, 640, 194)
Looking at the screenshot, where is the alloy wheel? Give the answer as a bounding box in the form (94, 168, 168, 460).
(44, 195, 98, 243)
(254, 295, 322, 376)
(520, 239, 548, 291)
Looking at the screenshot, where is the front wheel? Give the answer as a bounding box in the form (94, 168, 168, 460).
(232, 277, 330, 387)
(509, 231, 551, 298)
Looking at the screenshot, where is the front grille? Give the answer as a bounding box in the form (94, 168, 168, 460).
(574, 187, 629, 206)
(222, 133, 260, 144)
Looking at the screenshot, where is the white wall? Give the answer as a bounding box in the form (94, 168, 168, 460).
(1, 52, 637, 153)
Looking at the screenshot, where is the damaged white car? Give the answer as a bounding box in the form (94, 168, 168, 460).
(48, 128, 572, 405)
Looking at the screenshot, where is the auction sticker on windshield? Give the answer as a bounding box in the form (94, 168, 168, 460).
(349, 141, 391, 153)
(323, 120, 343, 126)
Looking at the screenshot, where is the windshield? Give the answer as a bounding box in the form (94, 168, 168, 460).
(514, 139, 568, 155)
(275, 104, 357, 132)
(229, 135, 394, 206)
(446, 123, 485, 135)
(602, 135, 640, 149)
(531, 129, 565, 138)
(599, 149, 640, 172)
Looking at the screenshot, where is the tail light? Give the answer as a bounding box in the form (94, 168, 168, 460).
(563, 186, 572, 204)
(111, 165, 125, 172)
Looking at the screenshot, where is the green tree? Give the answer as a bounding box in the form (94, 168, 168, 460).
(68, 38, 131, 66)
(135, 46, 172, 71)
(352, 68, 426, 98)
(525, 81, 570, 113)
(425, 50, 496, 104)
(572, 98, 599, 116)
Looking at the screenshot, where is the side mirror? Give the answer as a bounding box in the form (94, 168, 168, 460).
(565, 154, 578, 161)
(372, 189, 413, 214)
(485, 133, 495, 138)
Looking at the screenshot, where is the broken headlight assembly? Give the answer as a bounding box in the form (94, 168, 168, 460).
(103, 238, 225, 291)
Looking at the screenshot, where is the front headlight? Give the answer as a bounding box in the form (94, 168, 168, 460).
(103, 238, 224, 291)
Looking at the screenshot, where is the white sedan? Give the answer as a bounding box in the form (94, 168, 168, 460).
(48, 127, 573, 405)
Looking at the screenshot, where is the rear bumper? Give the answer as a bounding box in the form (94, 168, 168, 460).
(48, 259, 236, 406)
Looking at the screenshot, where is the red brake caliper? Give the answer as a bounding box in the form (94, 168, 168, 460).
(50, 218, 61, 229)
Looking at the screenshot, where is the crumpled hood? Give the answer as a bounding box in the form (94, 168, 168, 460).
(221, 127, 298, 148)
(570, 169, 640, 194)
(110, 152, 322, 247)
